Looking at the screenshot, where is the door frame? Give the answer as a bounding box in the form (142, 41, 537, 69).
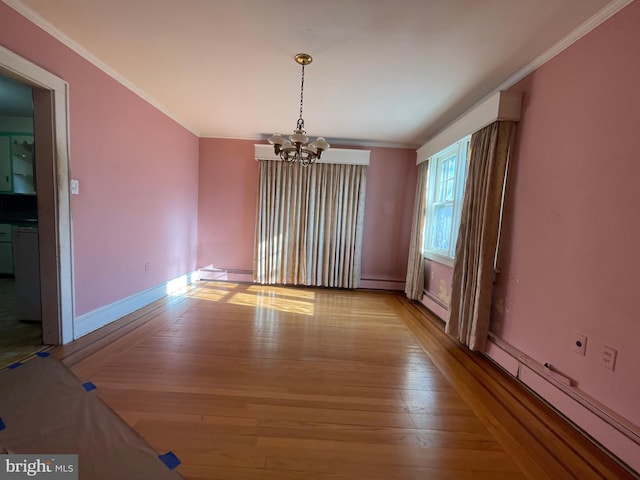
(0, 44, 74, 344)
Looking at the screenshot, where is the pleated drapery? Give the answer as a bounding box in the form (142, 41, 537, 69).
(446, 121, 515, 351)
(404, 161, 429, 300)
(254, 160, 367, 289)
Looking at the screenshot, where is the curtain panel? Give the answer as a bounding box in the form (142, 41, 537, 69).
(254, 160, 367, 289)
(404, 161, 429, 300)
(446, 121, 515, 351)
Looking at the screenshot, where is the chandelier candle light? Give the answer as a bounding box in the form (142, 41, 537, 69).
(268, 53, 330, 166)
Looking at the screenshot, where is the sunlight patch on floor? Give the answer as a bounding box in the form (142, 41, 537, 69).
(246, 284, 317, 301)
(185, 287, 231, 302)
(181, 281, 317, 315)
(228, 291, 315, 316)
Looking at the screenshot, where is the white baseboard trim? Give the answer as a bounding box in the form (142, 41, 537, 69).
(485, 335, 640, 473)
(73, 271, 198, 339)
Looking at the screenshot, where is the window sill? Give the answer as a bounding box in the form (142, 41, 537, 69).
(423, 252, 454, 268)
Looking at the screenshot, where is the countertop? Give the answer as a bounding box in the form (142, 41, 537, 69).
(0, 217, 38, 227)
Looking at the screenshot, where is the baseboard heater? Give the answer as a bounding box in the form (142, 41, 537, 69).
(486, 332, 640, 470)
(198, 267, 253, 282)
(359, 277, 405, 290)
(423, 289, 449, 309)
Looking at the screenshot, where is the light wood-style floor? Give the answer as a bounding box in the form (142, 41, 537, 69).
(54, 282, 636, 480)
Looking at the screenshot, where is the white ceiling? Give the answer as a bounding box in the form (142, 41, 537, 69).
(6, 0, 623, 147)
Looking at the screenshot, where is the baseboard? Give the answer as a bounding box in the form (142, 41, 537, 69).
(198, 270, 407, 290)
(359, 278, 405, 291)
(73, 271, 199, 339)
(198, 264, 411, 292)
(419, 292, 449, 321)
(485, 335, 640, 474)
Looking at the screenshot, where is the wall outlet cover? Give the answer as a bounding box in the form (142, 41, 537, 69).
(601, 345, 617, 371)
(572, 333, 587, 356)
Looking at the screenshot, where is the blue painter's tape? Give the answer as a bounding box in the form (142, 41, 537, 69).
(0, 417, 5, 431)
(82, 381, 97, 392)
(36, 351, 51, 358)
(7, 362, 23, 369)
(158, 451, 181, 470)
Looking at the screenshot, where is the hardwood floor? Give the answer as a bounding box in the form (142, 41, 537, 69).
(0, 277, 43, 367)
(54, 282, 636, 480)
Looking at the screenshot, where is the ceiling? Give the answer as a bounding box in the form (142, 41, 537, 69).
(4, 0, 622, 147)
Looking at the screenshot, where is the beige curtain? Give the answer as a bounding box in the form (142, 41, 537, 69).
(446, 121, 515, 351)
(254, 160, 367, 288)
(405, 161, 429, 300)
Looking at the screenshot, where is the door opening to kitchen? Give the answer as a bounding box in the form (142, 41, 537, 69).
(1, 45, 75, 351)
(0, 73, 42, 366)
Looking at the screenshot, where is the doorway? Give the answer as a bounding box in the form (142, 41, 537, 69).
(0, 44, 74, 352)
(0, 73, 41, 365)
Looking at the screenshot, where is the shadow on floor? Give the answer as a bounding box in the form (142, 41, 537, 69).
(0, 278, 43, 367)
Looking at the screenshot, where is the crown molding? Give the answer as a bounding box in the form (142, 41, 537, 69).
(200, 132, 417, 150)
(328, 138, 419, 150)
(2, 0, 199, 136)
(199, 133, 265, 141)
(417, 0, 634, 151)
(496, 0, 635, 92)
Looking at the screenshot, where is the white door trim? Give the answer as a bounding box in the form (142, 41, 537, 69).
(0, 44, 74, 344)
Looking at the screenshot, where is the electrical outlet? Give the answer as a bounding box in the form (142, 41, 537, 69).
(601, 345, 617, 371)
(572, 333, 587, 356)
(144, 262, 150, 272)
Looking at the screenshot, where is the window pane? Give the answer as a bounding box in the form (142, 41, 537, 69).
(423, 134, 470, 261)
(447, 155, 456, 180)
(432, 204, 453, 251)
(444, 156, 456, 201)
(436, 161, 446, 202)
(445, 177, 455, 201)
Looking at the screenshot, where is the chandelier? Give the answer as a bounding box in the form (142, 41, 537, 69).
(268, 53, 329, 166)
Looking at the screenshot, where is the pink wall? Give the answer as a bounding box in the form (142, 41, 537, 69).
(360, 147, 416, 283)
(197, 138, 258, 272)
(420, 259, 452, 321)
(0, 4, 200, 315)
(423, 260, 453, 307)
(494, 0, 640, 429)
(197, 140, 417, 284)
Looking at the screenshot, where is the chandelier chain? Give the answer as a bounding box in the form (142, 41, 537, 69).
(268, 53, 329, 166)
(297, 64, 305, 131)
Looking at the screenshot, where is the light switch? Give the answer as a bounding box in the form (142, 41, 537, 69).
(70, 179, 79, 195)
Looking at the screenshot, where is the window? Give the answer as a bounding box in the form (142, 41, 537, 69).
(423, 135, 470, 264)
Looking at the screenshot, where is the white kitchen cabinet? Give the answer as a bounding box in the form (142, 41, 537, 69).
(0, 133, 35, 194)
(11, 135, 35, 194)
